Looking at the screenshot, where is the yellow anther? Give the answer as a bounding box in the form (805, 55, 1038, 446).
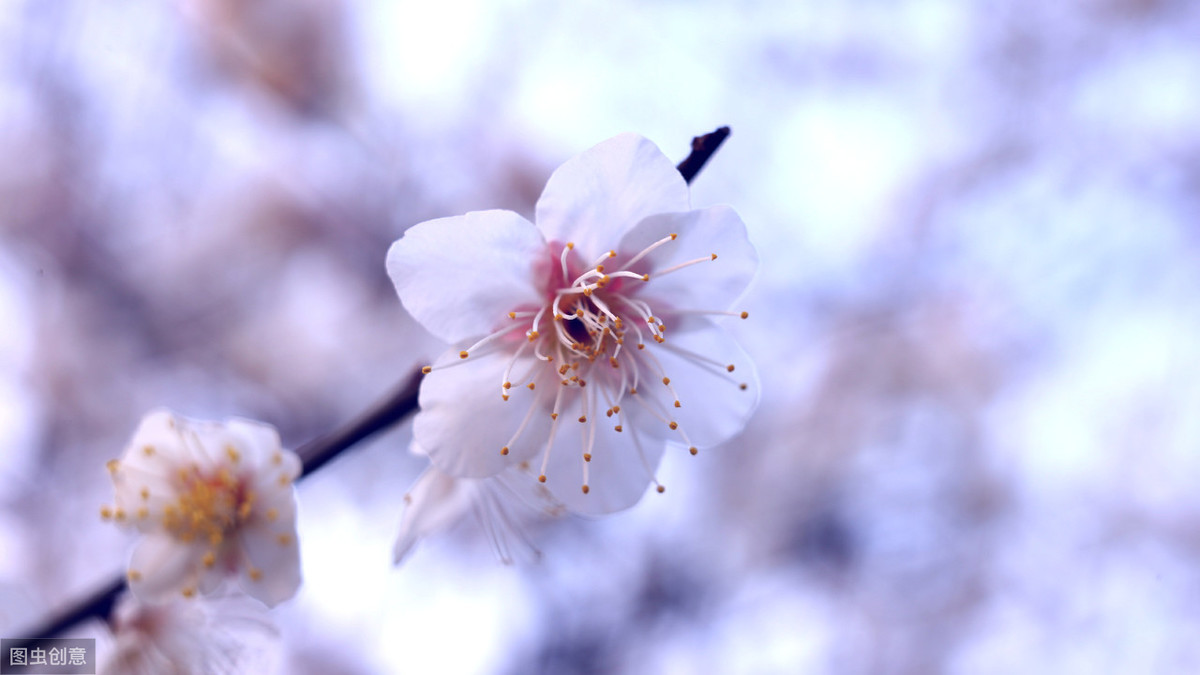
(182, 587, 196, 598)
(641, 274, 649, 281)
(508, 311, 516, 319)
(114, 509, 127, 522)
(127, 570, 143, 582)
(669, 233, 678, 240)
(142, 445, 155, 457)
(248, 568, 263, 582)
(272, 452, 283, 465)
(629, 388, 638, 395)
(136, 507, 149, 519)
(100, 506, 113, 520)
(277, 474, 291, 487)
(739, 383, 748, 391)
(711, 253, 718, 260)
(637, 344, 645, 350)
(575, 309, 584, 317)
(459, 351, 469, 359)
(538, 474, 547, 483)
(656, 485, 666, 494)
(140, 487, 150, 500)
(421, 365, 432, 374)
(740, 311, 749, 319)
(503, 381, 512, 389)
(662, 377, 671, 385)
(528, 331, 540, 340)
(583, 453, 592, 462)
(277, 533, 293, 546)
(550, 413, 559, 420)
(581, 485, 590, 494)
(614, 425, 623, 432)
(674, 400, 681, 408)
(612, 405, 620, 413)
(596, 264, 605, 273)
(567, 242, 574, 249)
(689, 447, 699, 456)
(527, 382, 536, 390)
(669, 422, 678, 430)
(266, 508, 279, 522)
(203, 551, 216, 568)
(106, 460, 120, 474)
(727, 364, 736, 372)
(225, 445, 241, 463)
(500, 446, 510, 455)
(578, 416, 587, 423)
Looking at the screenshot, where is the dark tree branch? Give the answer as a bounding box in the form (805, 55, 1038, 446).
(298, 373, 420, 476)
(14, 127, 732, 642)
(676, 126, 731, 184)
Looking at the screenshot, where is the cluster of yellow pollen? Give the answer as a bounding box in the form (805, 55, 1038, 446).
(103, 440, 300, 597)
(160, 463, 252, 548)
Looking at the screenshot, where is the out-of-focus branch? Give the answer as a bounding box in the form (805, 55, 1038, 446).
(677, 126, 731, 184)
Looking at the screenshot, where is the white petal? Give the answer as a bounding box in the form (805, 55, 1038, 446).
(237, 525, 302, 607)
(414, 346, 556, 478)
(632, 321, 759, 449)
(224, 418, 287, 473)
(127, 534, 203, 601)
(392, 467, 474, 565)
(541, 411, 665, 515)
(387, 210, 548, 344)
(619, 205, 757, 315)
(535, 134, 690, 261)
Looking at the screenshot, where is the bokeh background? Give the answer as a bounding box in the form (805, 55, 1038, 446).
(3, 0, 1200, 673)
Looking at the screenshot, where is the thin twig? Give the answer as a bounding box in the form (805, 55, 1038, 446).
(677, 126, 731, 184)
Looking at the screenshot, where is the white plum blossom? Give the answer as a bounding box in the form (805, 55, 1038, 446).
(100, 591, 280, 675)
(388, 133, 758, 514)
(102, 409, 302, 607)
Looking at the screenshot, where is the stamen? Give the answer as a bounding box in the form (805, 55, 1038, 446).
(618, 233, 677, 272)
(501, 389, 544, 456)
(655, 254, 717, 278)
(560, 242, 575, 281)
(539, 383, 568, 480)
(462, 320, 528, 358)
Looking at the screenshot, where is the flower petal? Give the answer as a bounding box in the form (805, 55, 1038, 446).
(619, 205, 757, 316)
(631, 320, 759, 449)
(392, 467, 474, 565)
(535, 134, 690, 261)
(127, 533, 203, 601)
(237, 524, 301, 607)
(540, 409, 666, 515)
(387, 210, 548, 344)
(414, 346, 556, 479)
(225, 418, 288, 473)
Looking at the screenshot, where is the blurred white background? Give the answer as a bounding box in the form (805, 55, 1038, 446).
(2, 0, 1200, 673)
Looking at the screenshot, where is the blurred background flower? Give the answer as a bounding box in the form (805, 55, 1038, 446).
(2, 0, 1199, 673)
